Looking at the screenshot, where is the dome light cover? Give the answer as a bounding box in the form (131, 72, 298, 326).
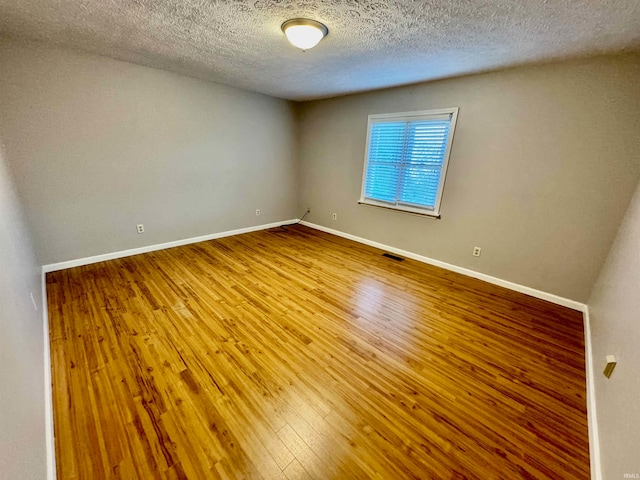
(281, 19, 328, 51)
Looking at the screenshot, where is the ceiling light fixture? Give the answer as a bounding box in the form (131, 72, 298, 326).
(281, 18, 328, 51)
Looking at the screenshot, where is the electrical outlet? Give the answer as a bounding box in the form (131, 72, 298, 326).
(256, 209, 261, 216)
(473, 246, 481, 257)
(306, 207, 311, 213)
(332, 213, 337, 220)
(136, 224, 145, 234)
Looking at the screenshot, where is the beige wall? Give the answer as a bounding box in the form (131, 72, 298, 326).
(0, 145, 46, 479)
(0, 42, 298, 265)
(588, 180, 640, 478)
(297, 55, 640, 302)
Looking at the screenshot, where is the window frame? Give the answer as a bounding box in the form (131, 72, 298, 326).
(359, 107, 459, 218)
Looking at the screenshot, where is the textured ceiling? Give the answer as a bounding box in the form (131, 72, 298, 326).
(1, 0, 639, 100)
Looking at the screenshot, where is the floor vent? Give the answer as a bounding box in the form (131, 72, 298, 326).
(382, 253, 404, 261)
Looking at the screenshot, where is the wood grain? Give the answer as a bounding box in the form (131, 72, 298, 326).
(47, 225, 590, 479)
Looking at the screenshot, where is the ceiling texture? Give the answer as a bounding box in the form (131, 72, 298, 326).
(1, 0, 639, 100)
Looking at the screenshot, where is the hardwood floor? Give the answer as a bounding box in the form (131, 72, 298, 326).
(47, 225, 590, 479)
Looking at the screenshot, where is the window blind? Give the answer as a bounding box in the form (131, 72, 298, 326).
(363, 111, 455, 213)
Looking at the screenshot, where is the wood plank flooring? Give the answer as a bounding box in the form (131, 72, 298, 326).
(47, 225, 590, 479)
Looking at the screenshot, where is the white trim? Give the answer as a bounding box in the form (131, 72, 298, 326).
(300, 221, 585, 312)
(42, 272, 57, 480)
(357, 200, 441, 218)
(583, 307, 602, 480)
(42, 220, 297, 273)
(358, 198, 440, 218)
(367, 108, 457, 122)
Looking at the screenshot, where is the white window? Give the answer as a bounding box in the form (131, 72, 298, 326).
(359, 108, 459, 217)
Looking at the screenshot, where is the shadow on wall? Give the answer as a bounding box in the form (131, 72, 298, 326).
(588, 178, 640, 480)
(0, 142, 47, 479)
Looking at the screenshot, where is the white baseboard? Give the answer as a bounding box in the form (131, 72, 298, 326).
(583, 307, 602, 480)
(42, 272, 57, 480)
(42, 219, 297, 273)
(300, 221, 586, 312)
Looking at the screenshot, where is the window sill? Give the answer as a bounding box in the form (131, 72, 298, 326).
(357, 201, 441, 219)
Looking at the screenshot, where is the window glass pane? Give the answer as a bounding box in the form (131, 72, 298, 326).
(368, 121, 406, 164)
(406, 121, 450, 167)
(398, 166, 441, 208)
(365, 163, 399, 203)
(365, 121, 406, 202)
(398, 119, 451, 208)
